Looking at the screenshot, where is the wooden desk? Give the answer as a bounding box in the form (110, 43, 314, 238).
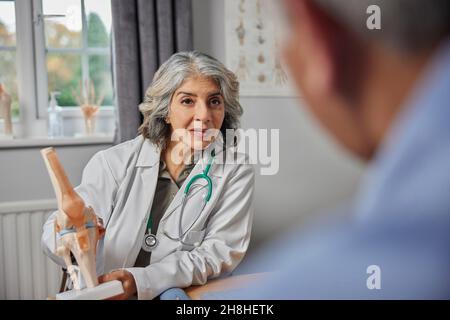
(185, 272, 268, 300)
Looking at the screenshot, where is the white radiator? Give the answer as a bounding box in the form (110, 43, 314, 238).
(0, 200, 62, 300)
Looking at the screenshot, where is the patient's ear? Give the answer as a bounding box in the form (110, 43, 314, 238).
(283, 0, 341, 97)
(283, 0, 373, 160)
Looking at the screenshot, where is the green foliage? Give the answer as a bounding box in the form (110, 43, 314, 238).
(1, 10, 113, 114)
(0, 20, 19, 117)
(87, 12, 109, 47)
(47, 52, 82, 106)
(0, 20, 15, 46)
(45, 21, 81, 48)
(47, 12, 113, 107)
(87, 13, 113, 106)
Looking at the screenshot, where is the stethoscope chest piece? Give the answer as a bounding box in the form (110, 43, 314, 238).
(142, 233, 158, 252)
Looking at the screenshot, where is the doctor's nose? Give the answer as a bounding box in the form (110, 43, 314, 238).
(194, 101, 212, 123)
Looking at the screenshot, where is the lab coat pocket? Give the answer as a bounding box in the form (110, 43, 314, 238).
(181, 229, 206, 250)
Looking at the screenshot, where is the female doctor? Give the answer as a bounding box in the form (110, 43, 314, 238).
(41, 51, 255, 299)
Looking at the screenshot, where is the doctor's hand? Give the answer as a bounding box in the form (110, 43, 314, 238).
(98, 270, 137, 300)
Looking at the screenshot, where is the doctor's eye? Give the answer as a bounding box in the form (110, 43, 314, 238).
(209, 97, 223, 107)
(181, 98, 194, 105)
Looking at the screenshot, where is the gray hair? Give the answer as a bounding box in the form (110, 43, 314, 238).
(138, 51, 243, 149)
(315, 0, 450, 53)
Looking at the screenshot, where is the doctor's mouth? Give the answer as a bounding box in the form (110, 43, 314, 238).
(168, 127, 280, 176)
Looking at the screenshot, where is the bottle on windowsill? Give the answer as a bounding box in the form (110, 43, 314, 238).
(47, 91, 64, 138)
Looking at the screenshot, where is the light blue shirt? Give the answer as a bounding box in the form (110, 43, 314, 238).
(212, 38, 450, 299)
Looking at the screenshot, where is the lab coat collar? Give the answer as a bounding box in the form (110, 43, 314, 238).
(135, 136, 161, 168)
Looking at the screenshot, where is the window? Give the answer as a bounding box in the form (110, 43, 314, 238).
(0, 0, 19, 118)
(40, 0, 113, 108)
(0, 0, 115, 140)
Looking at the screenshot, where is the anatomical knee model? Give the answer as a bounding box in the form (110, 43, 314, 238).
(41, 147, 104, 290)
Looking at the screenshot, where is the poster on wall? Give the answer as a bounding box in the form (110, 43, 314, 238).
(225, 0, 296, 97)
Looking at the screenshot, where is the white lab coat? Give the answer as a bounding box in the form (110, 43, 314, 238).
(41, 135, 255, 299)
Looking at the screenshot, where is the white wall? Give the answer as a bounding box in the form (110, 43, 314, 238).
(192, 0, 365, 249)
(0, 143, 111, 202)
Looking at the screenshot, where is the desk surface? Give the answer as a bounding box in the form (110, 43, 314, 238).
(185, 272, 268, 300)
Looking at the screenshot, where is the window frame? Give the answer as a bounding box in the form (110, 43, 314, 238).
(0, 0, 115, 140)
(16, 0, 45, 138)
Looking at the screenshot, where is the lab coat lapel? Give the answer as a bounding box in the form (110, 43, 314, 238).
(104, 138, 160, 272)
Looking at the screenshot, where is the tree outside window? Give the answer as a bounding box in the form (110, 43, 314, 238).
(44, 0, 113, 107)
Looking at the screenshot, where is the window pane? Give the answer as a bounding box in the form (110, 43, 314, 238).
(85, 0, 111, 48)
(0, 0, 16, 46)
(88, 54, 113, 106)
(0, 50, 19, 117)
(43, 0, 82, 48)
(47, 52, 81, 106)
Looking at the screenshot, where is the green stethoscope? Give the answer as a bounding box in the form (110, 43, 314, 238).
(142, 150, 215, 252)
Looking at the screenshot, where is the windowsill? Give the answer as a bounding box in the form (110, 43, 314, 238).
(7, 106, 115, 121)
(0, 135, 114, 149)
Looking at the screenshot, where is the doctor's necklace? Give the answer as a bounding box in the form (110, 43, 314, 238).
(142, 215, 158, 252)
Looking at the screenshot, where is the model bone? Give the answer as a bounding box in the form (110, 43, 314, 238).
(41, 147, 102, 289)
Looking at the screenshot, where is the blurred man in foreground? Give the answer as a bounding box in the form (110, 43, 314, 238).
(228, 0, 450, 299)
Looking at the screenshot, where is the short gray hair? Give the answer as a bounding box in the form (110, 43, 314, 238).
(138, 51, 243, 149)
(315, 0, 450, 53)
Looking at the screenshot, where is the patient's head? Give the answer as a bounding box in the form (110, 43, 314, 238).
(282, 0, 450, 159)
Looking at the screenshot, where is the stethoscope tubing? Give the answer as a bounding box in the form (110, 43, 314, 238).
(164, 152, 215, 243)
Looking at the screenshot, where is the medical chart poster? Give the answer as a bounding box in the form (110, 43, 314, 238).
(225, 0, 297, 97)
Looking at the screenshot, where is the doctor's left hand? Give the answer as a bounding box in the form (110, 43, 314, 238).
(98, 270, 137, 300)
